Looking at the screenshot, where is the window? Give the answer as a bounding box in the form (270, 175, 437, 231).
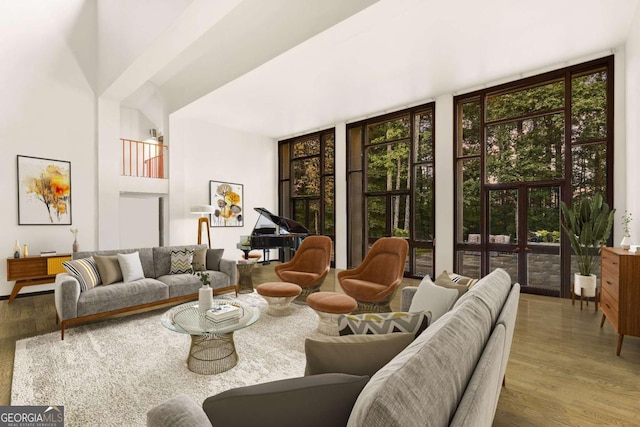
(279, 129, 335, 261)
(454, 56, 613, 297)
(347, 103, 435, 277)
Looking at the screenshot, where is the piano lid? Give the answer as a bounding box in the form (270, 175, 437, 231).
(253, 208, 309, 234)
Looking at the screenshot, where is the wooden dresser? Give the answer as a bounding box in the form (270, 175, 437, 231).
(6, 254, 71, 303)
(600, 247, 640, 355)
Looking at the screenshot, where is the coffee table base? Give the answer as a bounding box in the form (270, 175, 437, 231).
(187, 332, 238, 375)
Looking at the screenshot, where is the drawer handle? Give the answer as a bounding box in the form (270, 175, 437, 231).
(605, 303, 611, 309)
(606, 280, 612, 286)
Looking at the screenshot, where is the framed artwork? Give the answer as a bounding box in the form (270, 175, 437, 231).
(209, 180, 244, 227)
(17, 155, 72, 225)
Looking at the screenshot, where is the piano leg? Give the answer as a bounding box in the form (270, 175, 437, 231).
(262, 249, 270, 265)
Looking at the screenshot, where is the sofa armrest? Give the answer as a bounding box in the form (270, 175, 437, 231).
(202, 373, 368, 427)
(219, 259, 237, 286)
(147, 394, 212, 427)
(401, 286, 418, 312)
(54, 273, 80, 320)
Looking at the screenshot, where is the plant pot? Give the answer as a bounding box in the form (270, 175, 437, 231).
(621, 235, 631, 250)
(198, 285, 214, 312)
(574, 273, 597, 298)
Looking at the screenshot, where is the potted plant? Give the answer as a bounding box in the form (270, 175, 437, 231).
(620, 210, 632, 250)
(193, 271, 213, 311)
(560, 193, 615, 298)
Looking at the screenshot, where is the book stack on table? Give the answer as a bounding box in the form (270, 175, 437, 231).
(205, 304, 242, 325)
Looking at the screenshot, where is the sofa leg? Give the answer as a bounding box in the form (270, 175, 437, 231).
(502, 375, 506, 387)
(61, 322, 66, 340)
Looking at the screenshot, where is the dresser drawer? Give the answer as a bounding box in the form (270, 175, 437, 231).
(600, 268, 619, 301)
(601, 288, 619, 331)
(601, 249, 620, 277)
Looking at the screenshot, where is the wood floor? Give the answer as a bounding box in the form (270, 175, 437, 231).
(1, 264, 639, 426)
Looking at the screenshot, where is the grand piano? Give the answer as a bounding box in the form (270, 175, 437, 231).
(237, 208, 309, 264)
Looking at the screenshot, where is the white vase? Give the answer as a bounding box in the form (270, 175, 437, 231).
(198, 285, 214, 312)
(620, 235, 631, 250)
(574, 273, 597, 298)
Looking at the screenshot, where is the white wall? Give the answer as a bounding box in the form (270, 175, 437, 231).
(169, 118, 277, 261)
(97, 0, 194, 94)
(0, 4, 96, 297)
(626, 5, 640, 243)
(119, 195, 159, 248)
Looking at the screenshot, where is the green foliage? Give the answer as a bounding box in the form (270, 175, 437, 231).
(560, 193, 615, 276)
(192, 271, 211, 287)
(393, 228, 409, 238)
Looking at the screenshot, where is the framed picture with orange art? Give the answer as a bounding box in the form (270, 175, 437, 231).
(209, 180, 243, 227)
(17, 155, 72, 225)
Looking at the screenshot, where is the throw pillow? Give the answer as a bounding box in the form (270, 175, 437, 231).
(170, 248, 194, 274)
(448, 272, 479, 288)
(434, 271, 469, 299)
(192, 248, 207, 271)
(408, 276, 458, 322)
(117, 252, 145, 282)
(304, 333, 414, 377)
(94, 255, 123, 285)
(206, 248, 224, 271)
(338, 311, 431, 337)
(62, 257, 101, 292)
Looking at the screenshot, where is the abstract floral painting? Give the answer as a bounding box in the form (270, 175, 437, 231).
(17, 155, 72, 225)
(209, 180, 243, 227)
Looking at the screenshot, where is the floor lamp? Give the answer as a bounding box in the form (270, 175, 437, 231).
(190, 205, 214, 248)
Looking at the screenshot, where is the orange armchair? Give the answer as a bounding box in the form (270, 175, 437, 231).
(338, 237, 409, 313)
(274, 235, 332, 299)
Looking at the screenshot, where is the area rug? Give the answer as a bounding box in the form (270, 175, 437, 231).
(12, 292, 323, 426)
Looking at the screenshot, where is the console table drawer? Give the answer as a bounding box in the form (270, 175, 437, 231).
(600, 269, 619, 301)
(601, 249, 620, 276)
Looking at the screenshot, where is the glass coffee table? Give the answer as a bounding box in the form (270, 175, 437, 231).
(161, 300, 260, 375)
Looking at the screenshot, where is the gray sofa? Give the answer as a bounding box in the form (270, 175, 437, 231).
(147, 268, 519, 427)
(54, 244, 237, 339)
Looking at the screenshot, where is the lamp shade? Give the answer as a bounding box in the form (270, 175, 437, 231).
(190, 205, 215, 215)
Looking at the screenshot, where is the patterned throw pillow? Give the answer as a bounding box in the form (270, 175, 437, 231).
(170, 249, 194, 274)
(338, 311, 431, 337)
(63, 257, 101, 292)
(448, 272, 479, 288)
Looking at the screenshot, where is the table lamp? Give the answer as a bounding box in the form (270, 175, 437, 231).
(190, 205, 215, 248)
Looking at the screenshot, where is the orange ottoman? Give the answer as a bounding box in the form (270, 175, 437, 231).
(256, 282, 302, 316)
(307, 292, 358, 335)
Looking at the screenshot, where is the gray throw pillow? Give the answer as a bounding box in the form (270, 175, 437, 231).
(304, 333, 414, 377)
(94, 255, 123, 285)
(206, 249, 224, 271)
(434, 271, 469, 298)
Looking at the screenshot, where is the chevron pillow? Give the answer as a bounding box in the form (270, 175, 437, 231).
(63, 257, 101, 292)
(338, 311, 431, 337)
(169, 249, 194, 274)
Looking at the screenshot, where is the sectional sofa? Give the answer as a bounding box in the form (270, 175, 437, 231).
(147, 268, 520, 426)
(54, 244, 237, 339)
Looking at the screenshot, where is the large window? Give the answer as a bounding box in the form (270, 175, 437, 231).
(454, 56, 613, 297)
(279, 129, 335, 260)
(347, 103, 435, 277)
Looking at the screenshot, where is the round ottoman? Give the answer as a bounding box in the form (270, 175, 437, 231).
(306, 292, 358, 335)
(256, 282, 302, 316)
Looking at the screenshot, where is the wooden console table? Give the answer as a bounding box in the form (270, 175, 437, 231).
(600, 247, 640, 355)
(6, 254, 71, 303)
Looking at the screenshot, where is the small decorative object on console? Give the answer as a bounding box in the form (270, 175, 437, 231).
(206, 304, 241, 322)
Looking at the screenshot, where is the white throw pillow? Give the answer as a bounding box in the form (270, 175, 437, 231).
(117, 252, 145, 282)
(409, 276, 458, 322)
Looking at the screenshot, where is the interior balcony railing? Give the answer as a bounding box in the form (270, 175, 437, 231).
(121, 138, 167, 179)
